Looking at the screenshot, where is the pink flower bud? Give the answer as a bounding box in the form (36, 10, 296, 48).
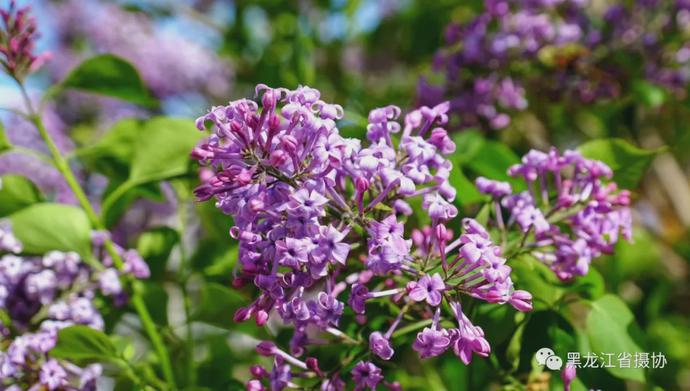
(355, 176, 370, 193)
(269, 150, 288, 167)
(509, 290, 533, 312)
(233, 307, 252, 322)
(246, 379, 265, 391)
(561, 363, 576, 391)
(255, 310, 269, 326)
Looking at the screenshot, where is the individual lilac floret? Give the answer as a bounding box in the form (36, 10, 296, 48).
(369, 331, 394, 360)
(39, 359, 68, 390)
(408, 273, 445, 306)
(0, 222, 22, 254)
(449, 301, 490, 364)
(412, 308, 451, 358)
(351, 361, 384, 390)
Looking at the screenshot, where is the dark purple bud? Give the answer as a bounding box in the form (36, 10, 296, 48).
(233, 307, 252, 322)
(255, 341, 276, 356)
(306, 357, 322, 376)
(250, 365, 268, 379)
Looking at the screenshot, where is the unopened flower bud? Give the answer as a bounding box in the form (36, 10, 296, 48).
(255, 341, 276, 356)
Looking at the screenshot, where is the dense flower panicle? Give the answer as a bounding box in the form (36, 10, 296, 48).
(194, 85, 533, 390)
(0, 0, 50, 80)
(477, 148, 632, 279)
(421, 0, 690, 129)
(421, 0, 590, 129)
(49, 0, 232, 99)
(0, 233, 149, 389)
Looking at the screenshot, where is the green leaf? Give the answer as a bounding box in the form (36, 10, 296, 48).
(0, 121, 10, 153)
(586, 295, 646, 382)
(76, 118, 144, 180)
(0, 175, 44, 217)
(99, 117, 204, 218)
(448, 165, 486, 206)
(9, 203, 92, 256)
(568, 267, 605, 300)
(192, 283, 246, 330)
(510, 255, 566, 311)
(51, 325, 118, 365)
(461, 138, 525, 190)
(128, 117, 205, 185)
(62, 54, 157, 107)
(136, 227, 179, 280)
(579, 138, 661, 188)
(451, 129, 485, 165)
(632, 80, 666, 108)
(613, 228, 662, 279)
(196, 335, 241, 390)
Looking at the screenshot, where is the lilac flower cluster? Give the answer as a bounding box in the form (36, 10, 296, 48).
(420, 0, 690, 130)
(49, 0, 232, 99)
(476, 148, 632, 280)
(0, 231, 149, 390)
(194, 85, 532, 389)
(600, 0, 690, 96)
(420, 0, 590, 129)
(0, 0, 50, 80)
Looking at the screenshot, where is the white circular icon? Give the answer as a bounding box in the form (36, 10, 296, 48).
(546, 355, 563, 371)
(535, 347, 556, 365)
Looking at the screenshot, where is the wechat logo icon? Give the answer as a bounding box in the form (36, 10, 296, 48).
(535, 347, 563, 370)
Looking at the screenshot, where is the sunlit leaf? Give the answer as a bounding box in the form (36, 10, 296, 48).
(51, 325, 118, 365)
(0, 175, 44, 217)
(62, 54, 157, 107)
(10, 203, 92, 256)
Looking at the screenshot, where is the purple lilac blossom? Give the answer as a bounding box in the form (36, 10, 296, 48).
(194, 85, 533, 389)
(351, 361, 383, 390)
(0, 233, 148, 389)
(48, 0, 232, 99)
(421, 0, 690, 130)
(477, 148, 632, 280)
(0, 0, 51, 80)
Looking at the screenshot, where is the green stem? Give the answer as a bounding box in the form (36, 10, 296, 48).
(17, 81, 177, 388)
(176, 193, 196, 386)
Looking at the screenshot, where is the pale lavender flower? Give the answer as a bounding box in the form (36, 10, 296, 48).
(39, 359, 68, 390)
(412, 327, 451, 358)
(408, 273, 445, 306)
(369, 331, 394, 360)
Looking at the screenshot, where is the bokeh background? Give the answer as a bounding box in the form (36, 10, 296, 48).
(1, 0, 689, 389)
